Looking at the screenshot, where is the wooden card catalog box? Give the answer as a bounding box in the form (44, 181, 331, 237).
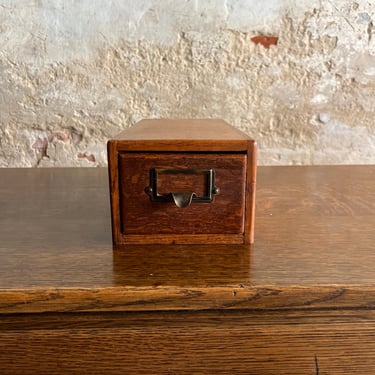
(107, 119, 257, 246)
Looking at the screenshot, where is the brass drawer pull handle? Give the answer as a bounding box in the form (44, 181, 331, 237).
(145, 168, 220, 208)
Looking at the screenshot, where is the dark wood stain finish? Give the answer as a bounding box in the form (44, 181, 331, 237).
(0, 165, 374, 374)
(119, 152, 247, 235)
(108, 119, 257, 245)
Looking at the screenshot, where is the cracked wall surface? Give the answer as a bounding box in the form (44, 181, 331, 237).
(0, 0, 374, 167)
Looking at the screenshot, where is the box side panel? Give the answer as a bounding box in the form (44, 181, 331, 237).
(244, 141, 258, 244)
(107, 140, 122, 245)
(113, 139, 250, 152)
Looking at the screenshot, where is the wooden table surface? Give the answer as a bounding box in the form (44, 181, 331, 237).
(0, 166, 374, 374)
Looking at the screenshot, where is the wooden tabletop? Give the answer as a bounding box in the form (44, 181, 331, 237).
(0, 165, 374, 314)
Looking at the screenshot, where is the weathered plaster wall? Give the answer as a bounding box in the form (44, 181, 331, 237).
(0, 0, 374, 166)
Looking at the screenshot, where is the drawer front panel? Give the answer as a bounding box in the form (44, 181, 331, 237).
(119, 153, 246, 235)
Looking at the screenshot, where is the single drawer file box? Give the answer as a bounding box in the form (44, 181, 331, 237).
(107, 119, 257, 246)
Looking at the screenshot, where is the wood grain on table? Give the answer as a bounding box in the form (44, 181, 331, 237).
(0, 166, 374, 313)
(0, 166, 375, 374)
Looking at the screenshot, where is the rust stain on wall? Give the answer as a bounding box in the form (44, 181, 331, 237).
(250, 36, 279, 48)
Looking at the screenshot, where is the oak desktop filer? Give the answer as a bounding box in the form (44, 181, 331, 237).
(107, 119, 257, 245)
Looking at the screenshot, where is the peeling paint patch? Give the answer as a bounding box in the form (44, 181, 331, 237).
(313, 120, 375, 164)
(268, 82, 301, 109)
(77, 153, 96, 163)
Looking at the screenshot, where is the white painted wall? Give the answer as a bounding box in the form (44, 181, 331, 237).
(0, 0, 374, 166)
